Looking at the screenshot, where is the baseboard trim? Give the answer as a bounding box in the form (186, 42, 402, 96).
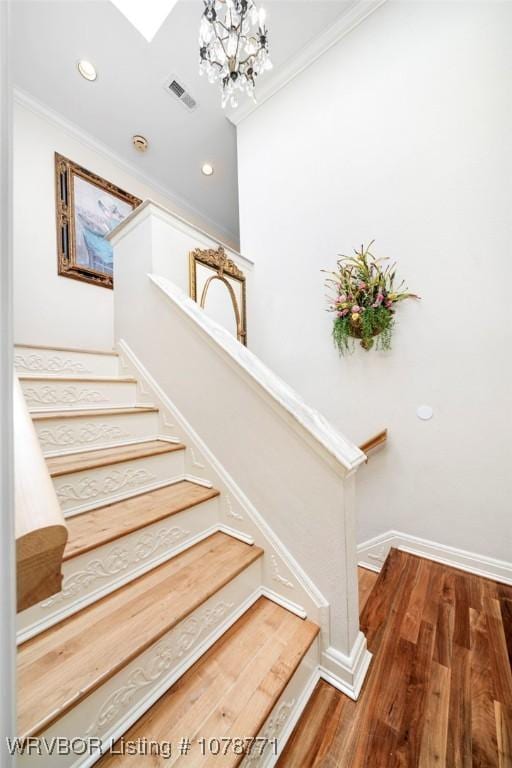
(265, 666, 321, 767)
(260, 586, 307, 619)
(217, 523, 255, 546)
(358, 530, 512, 585)
(320, 631, 372, 701)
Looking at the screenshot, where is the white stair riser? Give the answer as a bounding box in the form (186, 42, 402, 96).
(21, 378, 137, 411)
(18, 559, 263, 768)
(34, 411, 161, 457)
(14, 346, 119, 377)
(53, 450, 186, 517)
(241, 638, 320, 768)
(17, 497, 220, 642)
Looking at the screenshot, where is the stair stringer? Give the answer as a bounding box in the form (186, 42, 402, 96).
(118, 340, 330, 640)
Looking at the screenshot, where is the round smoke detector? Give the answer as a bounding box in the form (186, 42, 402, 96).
(132, 135, 149, 153)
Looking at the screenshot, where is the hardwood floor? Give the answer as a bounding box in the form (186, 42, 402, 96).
(358, 566, 378, 614)
(279, 550, 512, 767)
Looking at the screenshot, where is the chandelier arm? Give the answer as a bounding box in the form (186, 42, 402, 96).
(215, 19, 231, 34)
(238, 54, 256, 67)
(211, 24, 231, 65)
(233, 8, 248, 63)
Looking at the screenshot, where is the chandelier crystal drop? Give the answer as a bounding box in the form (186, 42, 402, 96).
(199, 0, 272, 109)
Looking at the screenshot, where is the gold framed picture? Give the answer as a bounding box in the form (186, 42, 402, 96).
(189, 246, 247, 345)
(55, 153, 142, 289)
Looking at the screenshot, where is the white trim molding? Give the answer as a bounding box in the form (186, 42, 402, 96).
(107, 197, 253, 268)
(0, 1, 16, 761)
(226, 0, 387, 126)
(358, 530, 512, 585)
(147, 275, 365, 477)
(117, 339, 329, 617)
(320, 631, 372, 700)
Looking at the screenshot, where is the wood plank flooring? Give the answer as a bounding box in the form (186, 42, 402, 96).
(279, 551, 512, 767)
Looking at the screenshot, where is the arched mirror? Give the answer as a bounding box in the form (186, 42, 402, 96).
(189, 247, 247, 345)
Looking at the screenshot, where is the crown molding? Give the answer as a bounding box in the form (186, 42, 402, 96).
(13, 87, 240, 249)
(226, 0, 387, 127)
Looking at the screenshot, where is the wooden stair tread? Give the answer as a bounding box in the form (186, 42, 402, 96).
(64, 481, 221, 560)
(98, 598, 319, 767)
(17, 533, 263, 738)
(31, 406, 158, 420)
(46, 439, 185, 477)
(19, 374, 137, 383)
(15, 343, 118, 356)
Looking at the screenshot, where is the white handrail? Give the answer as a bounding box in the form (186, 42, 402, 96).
(14, 376, 67, 612)
(150, 274, 365, 475)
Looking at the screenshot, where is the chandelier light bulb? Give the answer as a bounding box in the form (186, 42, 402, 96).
(198, 0, 271, 108)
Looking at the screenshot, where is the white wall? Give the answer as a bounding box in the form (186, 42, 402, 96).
(13, 98, 239, 352)
(237, 1, 512, 563)
(1, 2, 17, 760)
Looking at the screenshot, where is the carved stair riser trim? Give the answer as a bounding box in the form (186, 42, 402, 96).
(240, 640, 320, 767)
(20, 380, 137, 411)
(17, 564, 263, 768)
(14, 346, 119, 377)
(15, 353, 92, 375)
(17, 500, 220, 643)
(52, 452, 186, 517)
(35, 412, 161, 457)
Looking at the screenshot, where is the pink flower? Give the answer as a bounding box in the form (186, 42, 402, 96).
(352, 305, 361, 313)
(338, 294, 347, 303)
(358, 282, 367, 290)
(372, 293, 384, 307)
(385, 300, 393, 308)
(337, 309, 349, 317)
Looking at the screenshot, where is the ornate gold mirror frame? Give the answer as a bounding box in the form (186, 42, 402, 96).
(189, 247, 247, 345)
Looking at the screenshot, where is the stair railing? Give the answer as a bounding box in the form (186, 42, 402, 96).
(359, 429, 388, 460)
(109, 200, 371, 698)
(14, 375, 67, 611)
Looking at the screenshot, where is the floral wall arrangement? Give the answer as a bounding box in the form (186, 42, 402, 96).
(324, 242, 419, 353)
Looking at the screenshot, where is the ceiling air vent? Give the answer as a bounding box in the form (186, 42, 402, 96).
(164, 75, 198, 112)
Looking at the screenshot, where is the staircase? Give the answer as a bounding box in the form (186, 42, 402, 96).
(15, 344, 320, 767)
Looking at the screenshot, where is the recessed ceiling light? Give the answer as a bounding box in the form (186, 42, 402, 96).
(201, 163, 214, 177)
(77, 60, 97, 81)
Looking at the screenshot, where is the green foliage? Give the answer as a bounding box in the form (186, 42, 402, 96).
(323, 242, 418, 354)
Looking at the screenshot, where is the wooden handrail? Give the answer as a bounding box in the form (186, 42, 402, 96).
(359, 428, 388, 458)
(14, 375, 68, 612)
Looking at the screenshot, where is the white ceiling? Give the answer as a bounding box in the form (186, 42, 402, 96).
(12, 0, 354, 243)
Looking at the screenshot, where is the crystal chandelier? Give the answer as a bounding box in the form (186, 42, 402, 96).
(199, 0, 272, 109)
